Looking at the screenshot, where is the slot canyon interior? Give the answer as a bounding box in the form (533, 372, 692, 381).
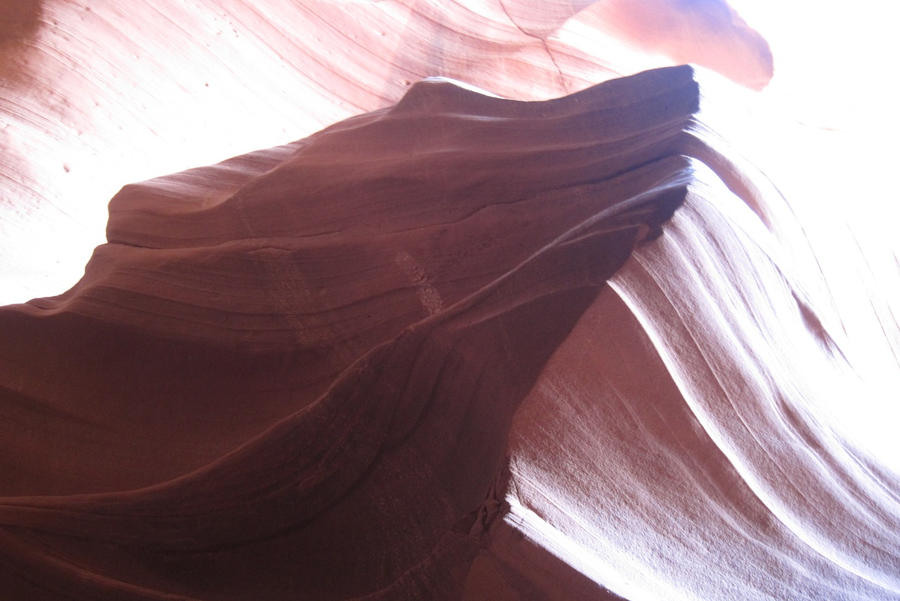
(1, 1, 898, 599)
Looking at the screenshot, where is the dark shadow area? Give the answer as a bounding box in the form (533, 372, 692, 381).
(0, 0, 44, 83)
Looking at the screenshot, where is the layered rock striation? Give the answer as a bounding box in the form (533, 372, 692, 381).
(0, 0, 772, 305)
(1, 64, 898, 600)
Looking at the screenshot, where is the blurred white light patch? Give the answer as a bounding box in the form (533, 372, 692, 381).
(726, 0, 900, 475)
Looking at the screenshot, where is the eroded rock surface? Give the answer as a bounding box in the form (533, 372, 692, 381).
(1, 66, 697, 600)
(2, 4, 899, 599)
(0, 0, 771, 304)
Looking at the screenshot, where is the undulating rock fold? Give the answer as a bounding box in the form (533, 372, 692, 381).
(0, 0, 773, 306)
(1, 66, 693, 600)
(1, 61, 898, 600)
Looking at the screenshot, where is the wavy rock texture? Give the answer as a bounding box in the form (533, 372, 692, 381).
(0, 66, 693, 600)
(3, 62, 898, 600)
(3, 2, 900, 601)
(0, 0, 771, 305)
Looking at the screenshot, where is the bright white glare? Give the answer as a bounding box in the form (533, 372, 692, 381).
(725, 0, 900, 473)
(728, 0, 900, 129)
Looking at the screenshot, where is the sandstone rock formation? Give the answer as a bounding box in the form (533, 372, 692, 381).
(3, 2, 900, 601)
(0, 0, 771, 305)
(2, 62, 898, 600)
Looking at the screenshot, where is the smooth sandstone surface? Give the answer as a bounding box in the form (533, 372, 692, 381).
(2, 1, 900, 600)
(0, 66, 695, 600)
(0, 0, 770, 305)
(2, 63, 899, 600)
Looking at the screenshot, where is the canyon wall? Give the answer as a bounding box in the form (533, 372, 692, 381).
(2, 2, 898, 600)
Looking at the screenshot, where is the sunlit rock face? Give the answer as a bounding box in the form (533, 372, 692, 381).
(2, 63, 899, 600)
(2, 1, 900, 601)
(0, 0, 770, 305)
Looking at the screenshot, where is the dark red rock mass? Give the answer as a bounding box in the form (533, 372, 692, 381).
(3, 62, 898, 600)
(0, 66, 694, 600)
(2, 2, 900, 601)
